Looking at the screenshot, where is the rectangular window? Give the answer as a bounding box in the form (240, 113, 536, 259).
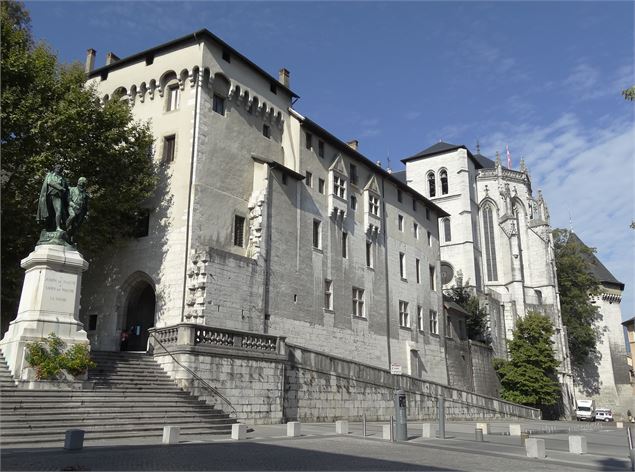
(446, 316, 452, 338)
(417, 306, 424, 331)
(167, 85, 180, 111)
(366, 241, 373, 268)
(318, 178, 325, 194)
(305, 132, 313, 150)
(212, 94, 225, 115)
(342, 231, 348, 258)
(262, 124, 271, 138)
(399, 252, 406, 279)
(324, 279, 333, 311)
(426, 207, 430, 220)
(398, 214, 404, 231)
(427, 231, 432, 247)
(313, 219, 321, 249)
(412, 198, 416, 211)
(305, 171, 312, 187)
(334, 175, 346, 198)
(352, 287, 365, 317)
(349, 164, 358, 185)
(397, 189, 402, 203)
(318, 140, 325, 157)
(163, 135, 176, 163)
(350, 195, 357, 210)
(88, 314, 98, 331)
(222, 49, 231, 62)
(233, 215, 245, 247)
(399, 301, 409, 328)
(270, 82, 278, 94)
(133, 209, 150, 238)
(282, 173, 287, 185)
(430, 310, 438, 334)
(369, 194, 380, 216)
(429, 265, 436, 290)
(415, 258, 421, 284)
(413, 222, 419, 239)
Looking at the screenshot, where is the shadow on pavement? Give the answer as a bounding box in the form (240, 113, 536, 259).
(1, 441, 458, 471)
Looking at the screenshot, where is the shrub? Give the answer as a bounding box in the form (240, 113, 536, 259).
(25, 333, 96, 380)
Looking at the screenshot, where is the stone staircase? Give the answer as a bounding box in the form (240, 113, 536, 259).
(1, 350, 236, 447)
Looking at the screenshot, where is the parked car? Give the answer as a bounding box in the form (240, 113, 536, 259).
(576, 399, 595, 421)
(595, 409, 613, 422)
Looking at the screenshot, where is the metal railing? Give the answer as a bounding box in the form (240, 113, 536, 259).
(148, 331, 238, 419)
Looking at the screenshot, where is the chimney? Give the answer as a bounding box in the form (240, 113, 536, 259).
(106, 52, 120, 66)
(85, 48, 96, 73)
(346, 140, 359, 151)
(278, 68, 290, 88)
(376, 160, 382, 167)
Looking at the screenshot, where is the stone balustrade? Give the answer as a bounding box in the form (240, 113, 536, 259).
(149, 323, 285, 356)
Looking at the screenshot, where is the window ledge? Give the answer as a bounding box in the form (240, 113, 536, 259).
(366, 266, 375, 271)
(401, 278, 408, 283)
(312, 247, 323, 254)
(323, 309, 335, 314)
(352, 315, 368, 321)
(399, 326, 412, 331)
(430, 333, 440, 338)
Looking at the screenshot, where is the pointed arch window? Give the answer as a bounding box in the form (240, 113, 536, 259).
(482, 205, 498, 281)
(440, 169, 448, 195)
(443, 218, 451, 242)
(427, 171, 436, 197)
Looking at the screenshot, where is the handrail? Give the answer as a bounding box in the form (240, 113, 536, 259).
(148, 332, 239, 419)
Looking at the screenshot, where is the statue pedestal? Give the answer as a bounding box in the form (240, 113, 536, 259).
(0, 245, 89, 378)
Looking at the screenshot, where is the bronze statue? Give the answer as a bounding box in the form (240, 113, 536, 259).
(66, 177, 89, 244)
(36, 164, 89, 247)
(37, 164, 68, 232)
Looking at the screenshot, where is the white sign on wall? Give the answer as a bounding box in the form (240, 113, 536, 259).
(390, 363, 402, 375)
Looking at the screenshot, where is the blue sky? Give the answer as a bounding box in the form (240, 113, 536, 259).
(27, 1, 634, 320)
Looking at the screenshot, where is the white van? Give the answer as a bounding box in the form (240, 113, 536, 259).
(595, 409, 613, 422)
(576, 399, 596, 421)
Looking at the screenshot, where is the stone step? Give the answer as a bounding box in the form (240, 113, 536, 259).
(1, 416, 234, 432)
(1, 411, 229, 423)
(0, 390, 191, 399)
(0, 399, 208, 409)
(2, 406, 227, 417)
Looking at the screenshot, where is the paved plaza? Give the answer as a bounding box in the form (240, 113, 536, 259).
(1, 420, 632, 471)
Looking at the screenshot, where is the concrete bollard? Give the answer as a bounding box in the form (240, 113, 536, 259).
(568, 435, 587, 454)
(526, 438, 546, 458)
(616, 421, 624, 429)
(421, 423, 434, 439)
(287, 421, 301, 437)
(476, 422, 489, 435)
(383, 424, 392, 440)
(232, 423, 247, 440)
(336, 420, 349, 435)
(509, 424, 522, 436)
(64, 429, 84, 450)
(162, 426, 180, 445)
(475, 428, 484, 442)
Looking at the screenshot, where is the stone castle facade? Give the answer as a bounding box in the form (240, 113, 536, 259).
(79, 29, 627, 417)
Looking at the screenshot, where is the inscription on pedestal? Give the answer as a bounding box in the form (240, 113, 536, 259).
(42, 271, 77, 314)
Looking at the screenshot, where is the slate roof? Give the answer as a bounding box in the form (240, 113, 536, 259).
(443, 296, 470, 317)
(401, 141, 483, 169)
(473, 153, 497, 169)
(391, 170, 407, 184)
(568, 233, 624, 290)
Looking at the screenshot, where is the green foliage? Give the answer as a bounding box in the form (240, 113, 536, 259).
(494, 312, 561, 410)
(553, 229, 601, 366)
(623, 86, 635, 101)
(1, 2, 157, 329)
(446, 285, 491, 344)
(24, 333, 95, 380)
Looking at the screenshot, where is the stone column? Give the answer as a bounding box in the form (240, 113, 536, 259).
(0, 244, 89, 378)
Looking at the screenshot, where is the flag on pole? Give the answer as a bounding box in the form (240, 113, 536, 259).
(506, 145, 512, 169)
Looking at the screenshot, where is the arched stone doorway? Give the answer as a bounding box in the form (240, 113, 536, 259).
(122, 279, 156, 351)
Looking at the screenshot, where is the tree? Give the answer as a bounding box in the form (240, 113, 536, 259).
(494, 312, 561, 413)
(623, 86, 635, 101)
(445, 285, 491, 344)
(1, 1, 157, 332)
(552, 229, 601, 367)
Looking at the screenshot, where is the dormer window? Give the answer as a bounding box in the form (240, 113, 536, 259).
(333, 175, 346, 199)
(368, 194, 380, 217)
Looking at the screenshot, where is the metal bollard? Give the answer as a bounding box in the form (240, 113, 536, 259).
(363, 414, 367, 437)
(390, 416, 395, 442)
(475, 428, 483, 442)
(437, 396, 446, 440)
